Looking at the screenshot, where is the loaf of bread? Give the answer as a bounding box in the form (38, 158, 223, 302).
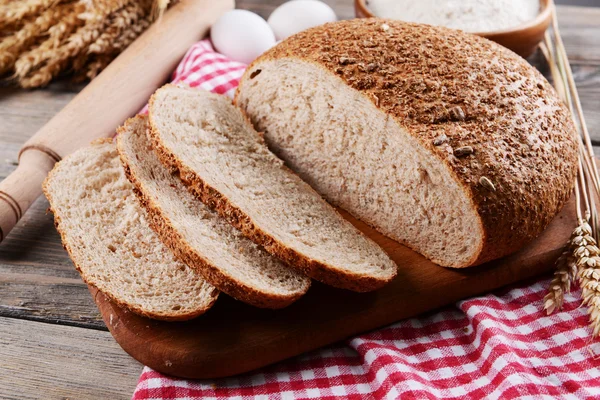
(235, 19, 579, 268)
(43, 141, 219, 321)
(117, 115, 311, 308)
(148, 85, 397, 292)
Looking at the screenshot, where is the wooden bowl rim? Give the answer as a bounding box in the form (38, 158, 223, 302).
(355, 0, 554, 37)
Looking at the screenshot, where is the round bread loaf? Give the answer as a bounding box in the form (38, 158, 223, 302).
(235, 18, 578, 268)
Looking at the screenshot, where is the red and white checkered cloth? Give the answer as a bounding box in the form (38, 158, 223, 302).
(133, 40, 600, 400)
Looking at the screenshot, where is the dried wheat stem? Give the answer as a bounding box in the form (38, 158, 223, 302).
(544, 9, 600, 337)
(552, 13, 600, 207)
(579, 155, 591, 220)
(541, 34, 567, 99)
(542, 17, 599, 237)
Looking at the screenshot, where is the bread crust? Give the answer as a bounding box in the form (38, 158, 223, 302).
(42, 145, 218, 321)
(236, 18, 579, 267)
(117, 116, 309, 309)
(147, 92, 397, 292)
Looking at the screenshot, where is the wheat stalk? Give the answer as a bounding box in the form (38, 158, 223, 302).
(543, 8, 600, 337)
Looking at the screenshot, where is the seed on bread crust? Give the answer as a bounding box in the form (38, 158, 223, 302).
(454, 146, 474, 157)
(479, 176, 496, 192)
(433, 134, 448, 146)
(450, 106, 466, 121)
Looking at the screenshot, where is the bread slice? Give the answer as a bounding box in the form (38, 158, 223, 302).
(117, 115, 310, 308)
(235, 19, 579, 268)
(147, 85, 397, 292)
(43, 140, 219, 321)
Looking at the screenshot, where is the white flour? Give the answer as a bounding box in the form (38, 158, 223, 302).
(366, 0, 540, 33)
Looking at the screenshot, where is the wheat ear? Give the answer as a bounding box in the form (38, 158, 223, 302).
(542, 9, 600, 337)
(0, 0, 59, 29)
(18, 17, 106, 88)
(87, 0, 151, 55)
(13, 2, 86, 79)
(81, 12, 151, 78)
(0, 3, 76, 75)
(544, 244, 577, 314)
(81, 0, 133, 19)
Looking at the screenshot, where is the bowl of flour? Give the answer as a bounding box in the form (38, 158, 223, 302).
(355, 0, 553, 58)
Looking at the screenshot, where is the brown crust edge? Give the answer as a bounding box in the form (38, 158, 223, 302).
(148, 87, 396, 292)
(116, 116, 309, 309)
(42, 143, 218, 322)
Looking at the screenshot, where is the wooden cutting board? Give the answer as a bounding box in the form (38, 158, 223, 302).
(91, 197, 577, 379)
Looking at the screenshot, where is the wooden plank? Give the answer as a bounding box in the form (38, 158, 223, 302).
(569, 64, 600, 142)
(555, 0, 600, 6)
(555, 6, 600, 64)
(0, 195, 105, 329)
(0, 316, 141, 400)
(0, 82, 82, 146)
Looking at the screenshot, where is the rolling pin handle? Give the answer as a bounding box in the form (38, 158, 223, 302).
(0, 148, 59, 243)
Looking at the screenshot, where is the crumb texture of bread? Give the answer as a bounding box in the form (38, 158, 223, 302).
(117, 116, 310, 309)
(148, 85, 397, 292)
(43, 141, 218, 321)
(235, 18, 579, 268)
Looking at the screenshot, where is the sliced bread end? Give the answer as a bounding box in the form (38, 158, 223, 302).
(43, 140, 219, 321)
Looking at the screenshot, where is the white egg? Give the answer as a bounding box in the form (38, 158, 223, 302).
(268, 0, 337, 41)
(211, 10, 276, 65)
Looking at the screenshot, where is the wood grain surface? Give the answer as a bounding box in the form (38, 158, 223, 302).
(0, 3, 598, 398)
(0, 316, 141, 400)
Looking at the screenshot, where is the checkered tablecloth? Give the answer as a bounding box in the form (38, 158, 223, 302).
(132, 40, 600, 400)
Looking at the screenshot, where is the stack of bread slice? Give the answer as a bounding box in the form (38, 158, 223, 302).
(44, 85, 397, 320)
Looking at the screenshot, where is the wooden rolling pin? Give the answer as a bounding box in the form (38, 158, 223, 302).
(0, 0, 233, 242)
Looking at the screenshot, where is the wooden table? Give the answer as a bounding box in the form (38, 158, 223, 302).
(0, 2, 599, 399)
